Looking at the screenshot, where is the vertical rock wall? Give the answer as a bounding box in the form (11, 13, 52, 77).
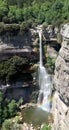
(52, 25, 69, 130)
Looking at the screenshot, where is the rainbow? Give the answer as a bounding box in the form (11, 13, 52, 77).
(38, 96, 53, 112)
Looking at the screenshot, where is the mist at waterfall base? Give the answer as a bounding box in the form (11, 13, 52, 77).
(37, 31, 52, 112)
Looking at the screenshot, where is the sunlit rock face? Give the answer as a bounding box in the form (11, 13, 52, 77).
(61, 24, 69, 39)
(52, 24, 69, 130)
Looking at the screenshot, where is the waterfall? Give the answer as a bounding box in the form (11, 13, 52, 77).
(38, 30, 52, 112)
(39, 31, 43, 67)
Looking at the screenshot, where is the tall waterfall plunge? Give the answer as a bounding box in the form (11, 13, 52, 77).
(38, 30, 52, 112)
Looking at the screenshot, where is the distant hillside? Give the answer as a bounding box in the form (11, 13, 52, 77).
(0, 0, 69, 26)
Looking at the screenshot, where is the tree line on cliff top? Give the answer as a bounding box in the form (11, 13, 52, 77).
(0, 0, 69, 26)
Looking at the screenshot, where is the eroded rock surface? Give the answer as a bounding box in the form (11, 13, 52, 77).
(52, 24, 69, 130)
(0, 25, 60, 61)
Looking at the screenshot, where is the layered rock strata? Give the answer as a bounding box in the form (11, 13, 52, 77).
(0, 25, 59, 61)
(52, 24, 69, 130)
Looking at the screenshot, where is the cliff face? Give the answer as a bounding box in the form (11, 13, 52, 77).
(52, 25, 69, 130)
(0, 25, 60, 62)
(0, 29, 38, 61)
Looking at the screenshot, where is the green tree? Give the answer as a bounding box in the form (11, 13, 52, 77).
(15, 8, 23, 22)
(0, 0, 9, 21)
(22, 7, 32, 21)
(0, 56, 28, 84)
(0, 92, 18, 126)
(0, 92, 4, 125)
(8, 6, 17, 23)
(2, 119, 13, 130)
(8, 100, 17, 117)
(3, 107, 9, 119)
(0, 0, 68, 25)
(2, 119, 22, 130)
(18, 97, 23, 107)
(53, 0, 63, 11)
(0, 91, 4, 104)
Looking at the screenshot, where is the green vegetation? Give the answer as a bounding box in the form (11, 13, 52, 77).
(41, 125, 51, 130)
(0, 56, 30, 84)
(0, 22, 30, 35)
(0, 23, 20, 35)
(17, 97, 23, 107)
(2, 118, 22, 130)
(0, 91, 24, 127)
(0, 91, 18, 126)
(8, 100, 17, 117)
(0, 46, 54, 85)
(46, 56, 55, 71)
(0, 0, 69, 27)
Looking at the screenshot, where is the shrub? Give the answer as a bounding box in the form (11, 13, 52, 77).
(0, 56, 28, 83)
(8, 100, 17, 117)
(2, 119, 13, 130)
(41, 125, 51, 130)
(4, 24, 20, 35)
(17, 98, 23, 107)
(2, 119, 22, 130)
(0, 91, 4, 104)
(2, 16, 17, 24)
(0, 23, 20, 36)
(20, 22, 29, 34)
(0, 92, 18, 127)
(0, 22, 4, 35)
(0, 1, 9, 22)
(43, 45, 47, 54)
(46, 56, 55, 71)
(2, 16, 10, 23)
(0, 92, 4, 125)
(3, 107, 9, 119)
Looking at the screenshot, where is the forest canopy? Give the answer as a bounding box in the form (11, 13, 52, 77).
(0, 0, 69, 26)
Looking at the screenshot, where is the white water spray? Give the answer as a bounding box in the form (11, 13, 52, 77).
(39, 30, 43, 67)
(38, 30, 52, 112)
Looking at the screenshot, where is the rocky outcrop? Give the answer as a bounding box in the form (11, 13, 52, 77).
(0, 43, 38, 62)
(0, 29, 38, 61)
(52, 92, 69, 130)
(22, 122, 36, 130)
(52, 24, 69, 130)
(54, 40, 69, 104)
(0, 25, 60, 61)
